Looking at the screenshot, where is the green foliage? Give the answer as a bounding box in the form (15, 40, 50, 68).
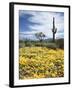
(45, 43, 58, 50)
(56, 39, 64, 49)
(19, 39, 64, 49)
(19, 38, 64, 50)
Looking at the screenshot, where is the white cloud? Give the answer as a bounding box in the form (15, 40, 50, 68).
(19, 10, 36, 16)
(56, 33, 64, 39)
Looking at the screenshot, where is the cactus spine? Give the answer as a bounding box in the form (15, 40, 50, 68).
(52, 17, 57, 42)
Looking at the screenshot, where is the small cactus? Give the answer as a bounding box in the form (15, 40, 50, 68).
(52, 17, 57, 42)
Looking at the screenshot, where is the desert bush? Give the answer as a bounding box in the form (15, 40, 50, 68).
(45, 43, 58, 50)
(56, 39, 64, 49)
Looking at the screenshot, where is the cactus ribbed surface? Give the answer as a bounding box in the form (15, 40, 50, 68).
(52, 17, 57, 42)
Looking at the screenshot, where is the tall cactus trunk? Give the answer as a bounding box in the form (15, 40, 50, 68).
(52, 17, 57, 42)
(53, 32, 55, 42)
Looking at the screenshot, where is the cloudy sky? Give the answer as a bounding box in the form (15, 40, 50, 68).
(19, 10, 64, 40)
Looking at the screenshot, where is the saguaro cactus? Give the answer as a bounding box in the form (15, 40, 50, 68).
(52, 17, 57, 42)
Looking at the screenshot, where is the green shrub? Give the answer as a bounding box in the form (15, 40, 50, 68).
(56, 39, 64, 49)
(46, 43, 58, 50)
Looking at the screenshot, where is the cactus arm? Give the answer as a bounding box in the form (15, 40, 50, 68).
(54, 28, 57, 33)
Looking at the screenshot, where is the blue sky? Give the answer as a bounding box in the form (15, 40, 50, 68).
(19, 10, 64, 40)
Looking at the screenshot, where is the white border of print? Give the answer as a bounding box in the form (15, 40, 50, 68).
(14, 4, 69, 86)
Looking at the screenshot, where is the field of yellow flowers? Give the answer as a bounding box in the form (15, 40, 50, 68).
(19, 47, 64, 79)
